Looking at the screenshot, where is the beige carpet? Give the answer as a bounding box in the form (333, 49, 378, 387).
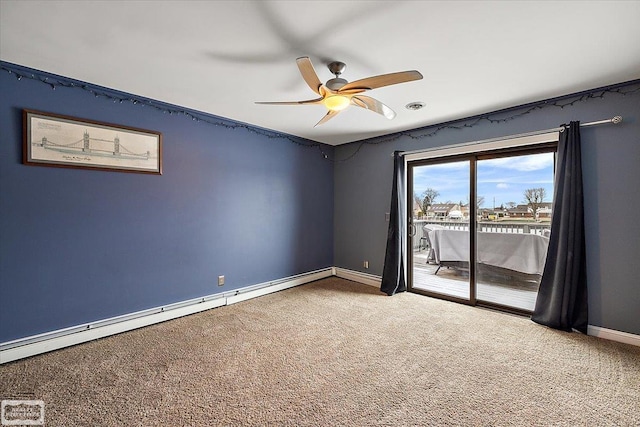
(1, 277, 639, 426)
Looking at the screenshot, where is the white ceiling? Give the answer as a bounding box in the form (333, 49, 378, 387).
(2, 0, 640, 146)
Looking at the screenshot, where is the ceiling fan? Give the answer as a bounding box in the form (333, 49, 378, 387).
(256, 57, 423, 127)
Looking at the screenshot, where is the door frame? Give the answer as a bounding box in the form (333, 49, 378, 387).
(407, 154, 476, 305)
(406, 143, 558, 313)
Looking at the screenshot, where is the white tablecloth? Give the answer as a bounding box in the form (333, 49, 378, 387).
(428, 229, 550, 275)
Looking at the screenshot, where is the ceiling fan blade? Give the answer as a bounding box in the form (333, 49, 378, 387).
(338, 70, 423, 92)
(296, 56, 323, 95)
(314, 110, 340, 127)
(351, 95, 396, 119)
(255, 97, 323, 106)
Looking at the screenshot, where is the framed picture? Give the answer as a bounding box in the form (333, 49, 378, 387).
(23, 109, 162, 174)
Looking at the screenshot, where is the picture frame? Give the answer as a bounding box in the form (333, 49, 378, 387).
(23, 109, 162, 174)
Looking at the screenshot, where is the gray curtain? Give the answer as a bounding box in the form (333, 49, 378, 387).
(532, 122, 588, 333)
(381, 151, 407, 296)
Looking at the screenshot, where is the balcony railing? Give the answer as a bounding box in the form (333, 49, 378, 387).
(412, 219, 550, 250)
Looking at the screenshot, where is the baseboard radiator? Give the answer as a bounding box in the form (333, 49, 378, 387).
(1, 267, 637, 364)
(0, 268, 333, 364)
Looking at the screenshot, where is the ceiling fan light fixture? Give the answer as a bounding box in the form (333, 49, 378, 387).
(323, 95, 350, 111)
(257, 57, 423, 126)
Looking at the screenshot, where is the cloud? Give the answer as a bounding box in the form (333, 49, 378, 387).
(413, 152, 555, 206)
(480, 152, 554, 172)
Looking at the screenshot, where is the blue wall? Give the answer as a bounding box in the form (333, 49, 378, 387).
(0, 63, 334, 342)
(334, 82, 640, 336)
(2, 61, 638, 343)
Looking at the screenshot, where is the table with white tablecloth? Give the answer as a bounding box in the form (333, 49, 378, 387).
(428, 229, 550, 276)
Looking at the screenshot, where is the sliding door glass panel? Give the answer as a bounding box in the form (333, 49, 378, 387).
(475, 152, 555, 311)
(411, 160, 471, 301)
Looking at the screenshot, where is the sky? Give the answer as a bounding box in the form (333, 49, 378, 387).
(413, 152, 555, 209)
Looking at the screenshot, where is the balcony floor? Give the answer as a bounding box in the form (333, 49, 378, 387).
(411, 251, 539, 311)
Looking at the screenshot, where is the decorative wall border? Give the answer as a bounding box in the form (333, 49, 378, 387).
(2, 61, 638, 163)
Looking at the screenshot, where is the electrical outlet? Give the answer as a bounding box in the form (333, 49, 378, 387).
(363, 261, 369, 269)
(218, 275, 225, 286)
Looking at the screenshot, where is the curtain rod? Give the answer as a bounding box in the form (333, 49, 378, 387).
(396, 116, 623, 157)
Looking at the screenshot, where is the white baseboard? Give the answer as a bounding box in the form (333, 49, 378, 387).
(0, 297, 228, 365)
(4, 268, 636, 364)
(0, 268, 332, 364)
(333, 268, 640, 347)
(334, 267, 382, 288)
(226, 269, 332, 305)
(587, 325, 640, 347)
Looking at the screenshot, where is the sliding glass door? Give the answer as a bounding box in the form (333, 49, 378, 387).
(409, 159, 473, 304)
(474, 151, 554, 311)
(408, 147, 555, 313)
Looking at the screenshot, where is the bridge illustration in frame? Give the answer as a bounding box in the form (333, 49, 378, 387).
(23, 110, 162, 174)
